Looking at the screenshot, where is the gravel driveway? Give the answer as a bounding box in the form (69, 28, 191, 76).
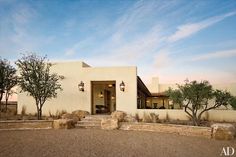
(0, 129, 235, 157)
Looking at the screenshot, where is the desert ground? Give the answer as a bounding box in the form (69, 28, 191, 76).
(0, 129, 235, 157)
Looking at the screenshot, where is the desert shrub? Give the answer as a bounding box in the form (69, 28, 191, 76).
(142, 112, 152, 123)
(165, 112, 169, 122)
(150, 112, 159, 123)
(55, 109, 67, 119)
(21, 105, 27, 116)
(135, 113, 140, 122)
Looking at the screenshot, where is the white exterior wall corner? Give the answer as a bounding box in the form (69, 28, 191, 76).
(18, 61, 138, 115)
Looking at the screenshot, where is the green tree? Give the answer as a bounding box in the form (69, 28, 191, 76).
(167, 80, 235, 126)
(0, 58, 17, 112)
(230, 96, 236, 110)
(16, 54, 62, 120)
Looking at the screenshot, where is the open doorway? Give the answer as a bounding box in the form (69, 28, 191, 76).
(91, 81, 116, 115)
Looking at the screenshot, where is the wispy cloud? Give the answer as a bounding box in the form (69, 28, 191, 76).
(154, 49, 171, 68)
(192, 49, 236, 61)
(168, 11, 236, 42)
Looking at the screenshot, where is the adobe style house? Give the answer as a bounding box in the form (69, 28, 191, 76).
(17, 61, 168, 115)
(18, 61, 236, 122)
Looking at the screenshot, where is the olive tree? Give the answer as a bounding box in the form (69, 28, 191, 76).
(167, 80, 236, 126)
(0, 58, 17, 112)
(16, 54, 62, 120)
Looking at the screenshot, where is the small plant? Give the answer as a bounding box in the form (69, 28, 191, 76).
(21, 105, 27, 116)
(150, 112, 159, 123)
(135, 113, 140, 122)
(55, 109, 67, 119)
(142, 112, 152, 123)
(165, 112, 169, 122)
(49, 110, 53, 117)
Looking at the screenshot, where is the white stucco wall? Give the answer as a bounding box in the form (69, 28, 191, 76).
(18, 61, 137, 115)
(137, 109, 236, 122)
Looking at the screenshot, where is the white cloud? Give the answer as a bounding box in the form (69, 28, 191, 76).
(192, 49, 236, 61)
(154, 49, 171, 68)
(168, 11, 236, 42)
(64, 38, 93, 56)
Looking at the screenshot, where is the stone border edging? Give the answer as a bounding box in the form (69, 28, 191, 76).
(0, 120, 53, 130)
(119, 122, 212, 138)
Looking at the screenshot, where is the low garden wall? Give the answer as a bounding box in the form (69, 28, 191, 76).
(119, 122, 212, 138)
(0, 120, 53, 130)
(137, 109, 236, 122)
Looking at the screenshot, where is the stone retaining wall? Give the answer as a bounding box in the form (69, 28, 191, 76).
(119, 122, 212, 138)
(0, 120, 53, 130)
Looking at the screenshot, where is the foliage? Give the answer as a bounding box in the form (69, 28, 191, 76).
(16, 54, 62, 120)
(166, 88, 184, 108)
(0, 58, 17, 112)
(229, 96, 236, 110)
(167, 80, 235, 126)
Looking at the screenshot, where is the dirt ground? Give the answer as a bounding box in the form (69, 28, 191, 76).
(0, 129, 235, 157)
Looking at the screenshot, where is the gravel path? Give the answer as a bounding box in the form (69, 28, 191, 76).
(0, 129, 235, 157)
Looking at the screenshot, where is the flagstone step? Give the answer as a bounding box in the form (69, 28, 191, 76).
(76, 115, 111, 129)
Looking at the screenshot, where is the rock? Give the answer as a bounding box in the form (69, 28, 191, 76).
(211, 123, 235, 140)
(124, 114, 138, 122)
(53, 119, 75, 129)
(71, 110, 90, 119)
(61, 113, 79, 123)
(111, 111, 126, 122)
(101, 118, 119, 130)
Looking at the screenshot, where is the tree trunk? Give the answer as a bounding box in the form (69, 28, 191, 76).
(36, 106, 40, 120)
(38, 107, 43, 120)
(192, 112, 199, 126)
(5, 92, 9, 112)
(0, 92, 3, 115)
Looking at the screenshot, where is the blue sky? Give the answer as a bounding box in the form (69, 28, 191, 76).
(0, 0, 236, 84)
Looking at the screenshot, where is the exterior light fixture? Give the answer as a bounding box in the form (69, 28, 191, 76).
(78, 81, 84, 92)
(99, 92, 104, 98)
(120, 81, 125, 92)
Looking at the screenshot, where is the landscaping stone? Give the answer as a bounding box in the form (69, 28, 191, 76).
(53, 119, 75, 129)
(111, 111, 126, 122)
(71, 110, 90, 119)
(119, 122, 212, 138)
(61, 113, 79, 123)
(211, 123, 235, 140)
(0, 120, 53, 130)
(124, 114, 138, 122)
(101, 118, 119, 130)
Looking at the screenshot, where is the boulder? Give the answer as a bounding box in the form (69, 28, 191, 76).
(53, 119, 75, 129)
(211, 123, 235, 140)
(124, 114, 138, 122)
(101, 118, 119, 130)
(111, 111, 126, 122)
(71, 110, 90, 119)
(61, 113, 79, 123)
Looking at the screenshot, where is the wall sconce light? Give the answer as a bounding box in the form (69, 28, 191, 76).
(99, 92, 104, 98)
(120, 81, 125, 92)
(78, 81, 84, 92)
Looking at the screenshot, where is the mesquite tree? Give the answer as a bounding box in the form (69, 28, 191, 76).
(0, 58, 17, 112)
(16, 54, 62, 120)
(167, 80, 236, 126)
